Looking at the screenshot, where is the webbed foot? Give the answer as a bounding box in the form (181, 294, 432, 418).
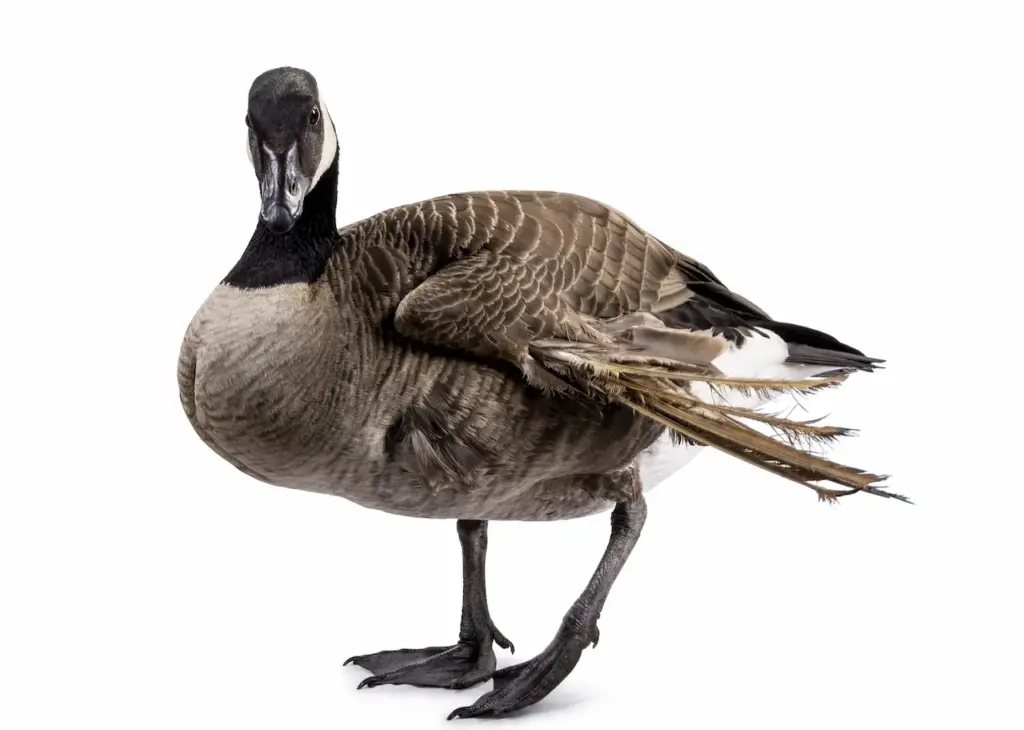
(346, 629, 512, 690)
(446, 619, 595, 718)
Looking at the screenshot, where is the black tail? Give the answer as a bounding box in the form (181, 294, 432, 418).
(755, 320, 885, 373)
(664, 265, 884, 374)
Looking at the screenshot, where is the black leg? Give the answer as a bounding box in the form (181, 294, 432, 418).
(345, 519, 513, 689)
(448, 496, 647, 719)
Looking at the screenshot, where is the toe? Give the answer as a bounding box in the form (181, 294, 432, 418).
(447, 704, 491, 720)
(345, 646, 449, 675)
(491, 626, 515, 654)
(357, 676, 383, 690)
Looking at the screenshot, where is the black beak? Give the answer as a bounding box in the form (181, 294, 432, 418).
(259, 145, 310, 235)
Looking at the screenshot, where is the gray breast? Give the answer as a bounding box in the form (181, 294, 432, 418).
(182, 282, 348, 482)
(178, 278, 663, 520)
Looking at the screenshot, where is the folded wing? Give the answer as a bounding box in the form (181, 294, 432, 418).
(387, 190, 902, 503)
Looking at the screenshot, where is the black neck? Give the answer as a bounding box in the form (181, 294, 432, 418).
(222, 155, 340, 288)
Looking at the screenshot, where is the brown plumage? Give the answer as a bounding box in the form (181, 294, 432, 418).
(180, 188, 902, 515)
(385, 190, 900, 503)
(177, 67, 901, 719)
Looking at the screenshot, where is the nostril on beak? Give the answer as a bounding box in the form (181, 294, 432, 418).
(287, 179, 299, 196)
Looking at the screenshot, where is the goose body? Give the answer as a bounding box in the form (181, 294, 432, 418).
(177, 67, 897, 719)
(179, 190, 870, 519)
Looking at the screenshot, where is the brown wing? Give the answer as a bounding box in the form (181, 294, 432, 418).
(386, 190, 901, 504)
(391, 190, 738, 389)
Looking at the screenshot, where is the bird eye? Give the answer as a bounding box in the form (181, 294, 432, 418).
(309, 107, 320, 125)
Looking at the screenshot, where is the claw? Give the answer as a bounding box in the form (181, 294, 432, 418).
(492, 626, 515, 654)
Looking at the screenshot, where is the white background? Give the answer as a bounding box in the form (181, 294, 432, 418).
(2, 2, 1022, 728)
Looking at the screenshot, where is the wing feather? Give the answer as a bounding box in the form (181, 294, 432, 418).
(375, 190, 895, 502)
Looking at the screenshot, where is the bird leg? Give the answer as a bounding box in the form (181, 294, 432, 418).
(345, 519, 513, 690)
(448, 496, 647, 719)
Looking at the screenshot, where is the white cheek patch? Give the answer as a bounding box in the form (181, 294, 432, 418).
(310, 102, 337, 191)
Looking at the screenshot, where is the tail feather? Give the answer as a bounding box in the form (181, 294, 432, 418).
(755, 320, 884, 373)
(783, 343, 885, 373)
(530, 339, 906, 504)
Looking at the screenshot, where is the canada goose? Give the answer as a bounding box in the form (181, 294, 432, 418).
(177, 66, 903, 719)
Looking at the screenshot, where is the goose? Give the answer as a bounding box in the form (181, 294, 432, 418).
(177, 66, 904, 720)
